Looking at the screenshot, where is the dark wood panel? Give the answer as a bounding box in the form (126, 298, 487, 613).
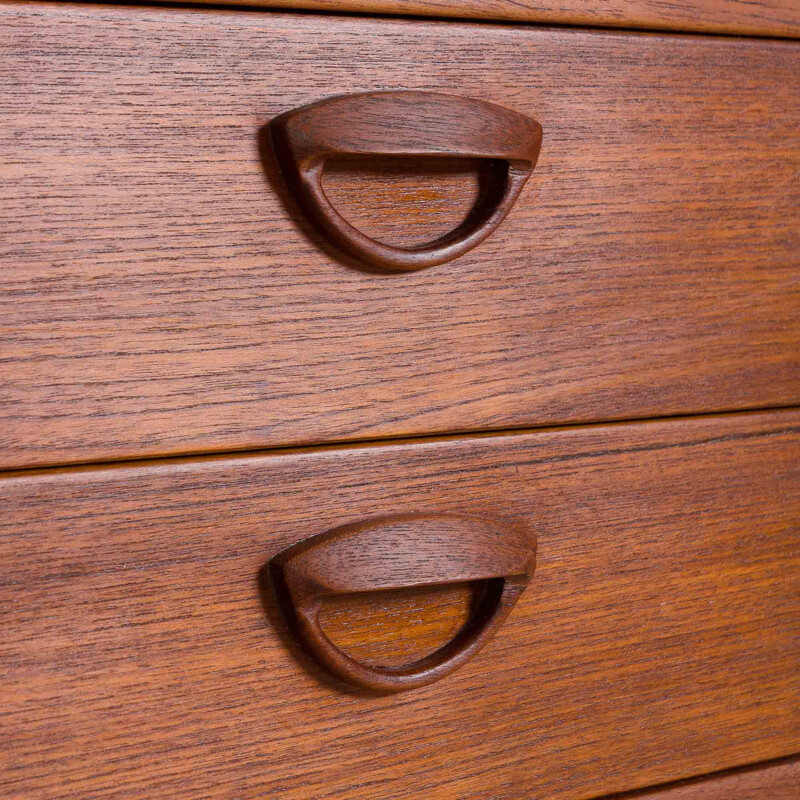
(175, 0, 800, 39)
(603, 755, 800, 798)
(2, 410, 799, 798)
(2, 3, 799, 469)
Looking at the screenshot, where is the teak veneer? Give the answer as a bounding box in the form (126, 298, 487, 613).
(2, 410, 799, 799)
(2, 3, 799, 469)
(2, 2, 799, 796)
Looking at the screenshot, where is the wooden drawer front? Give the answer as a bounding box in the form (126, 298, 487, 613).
(2, 410, 799, 799)
(186, 0, 800, 39)
(2, 4, 800, 470)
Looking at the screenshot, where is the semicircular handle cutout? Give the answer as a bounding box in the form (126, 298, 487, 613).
(269, 92, 543, 272)
(269, 513, 536, 693)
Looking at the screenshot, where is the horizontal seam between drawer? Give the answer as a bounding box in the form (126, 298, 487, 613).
(27, 0, 800, 44)
(595, 752, 800, 799)
(2, 402, 799, 479)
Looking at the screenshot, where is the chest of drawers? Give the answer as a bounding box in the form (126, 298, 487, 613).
(1, 1, 798, 798)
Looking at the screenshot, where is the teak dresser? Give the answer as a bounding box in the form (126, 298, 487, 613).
(1, 1, 799, 798)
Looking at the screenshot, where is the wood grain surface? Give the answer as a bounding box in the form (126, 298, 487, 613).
(172, 0, 800, 39)
(2, 409, 799, 799)
(2, 3, 800, 470)
(602, 754, 800, 798)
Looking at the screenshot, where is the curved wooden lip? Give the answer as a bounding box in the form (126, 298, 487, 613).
(271, 91, 542, 165)
(269, 91, 542, 272)
(270, 512, 536, 692)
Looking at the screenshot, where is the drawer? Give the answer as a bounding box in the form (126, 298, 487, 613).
(2, 410, 799, 799)
(185, 0, 800, 39)
(2, 3, 799, 469)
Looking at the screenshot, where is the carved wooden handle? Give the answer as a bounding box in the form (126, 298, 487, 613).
(270, 513, 536, 692)
(269, 91, 542, 272)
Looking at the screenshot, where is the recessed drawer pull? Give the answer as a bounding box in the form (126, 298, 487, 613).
(269, 91, 542, 272)
(269, 512, 536, 692)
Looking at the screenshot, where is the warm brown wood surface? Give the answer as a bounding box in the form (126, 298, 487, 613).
(2, 409, 799, 799)
(602, 755, 800, 798)
(2, 4, 800, 470)
(170, 0, 800, 39)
